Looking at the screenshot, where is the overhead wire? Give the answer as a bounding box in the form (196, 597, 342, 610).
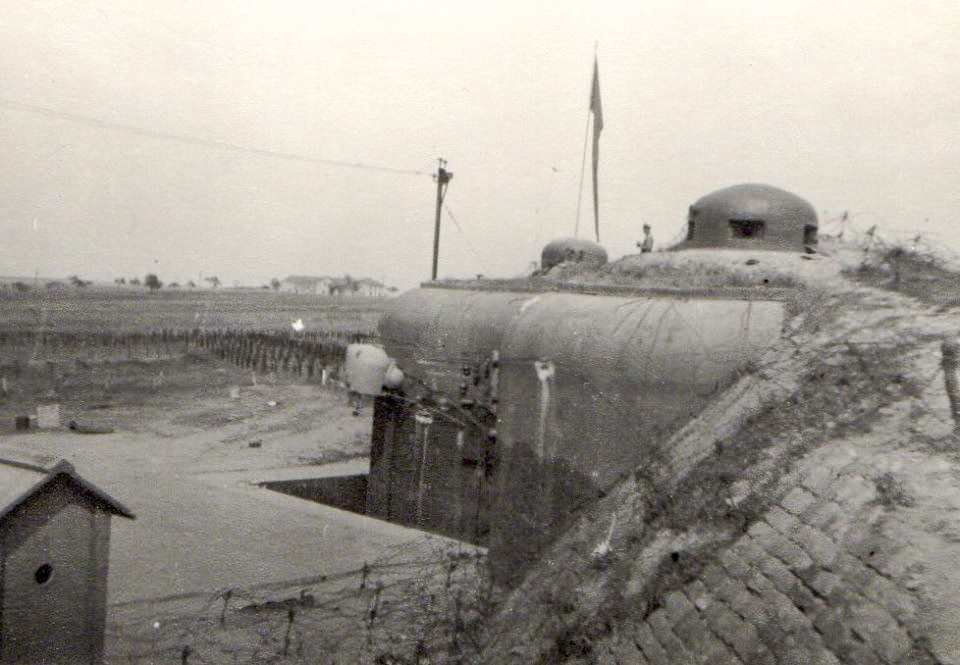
(443, 203, 488, 274)
(532, 166, 558, 253)
(0, 98, 433, 177)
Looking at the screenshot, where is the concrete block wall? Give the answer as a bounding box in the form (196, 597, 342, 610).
(595, 442, 935, 665)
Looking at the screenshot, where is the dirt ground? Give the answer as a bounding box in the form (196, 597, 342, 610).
(0, 355, 480, 663)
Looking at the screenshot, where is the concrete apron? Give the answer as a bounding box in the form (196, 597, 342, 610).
(0, 435, 453, 607)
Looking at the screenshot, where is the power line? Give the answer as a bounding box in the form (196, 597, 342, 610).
(533, 166, 558, 252)
(443, 204, 488, 273)
(0, 98, 432, 177)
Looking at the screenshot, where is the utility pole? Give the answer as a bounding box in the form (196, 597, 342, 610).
(431, 158, 453, 280)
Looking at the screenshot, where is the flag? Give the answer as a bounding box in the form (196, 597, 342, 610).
(589, 58, 603, 242)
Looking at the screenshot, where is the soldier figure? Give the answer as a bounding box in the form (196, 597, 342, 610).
(638, 224, 654, 253)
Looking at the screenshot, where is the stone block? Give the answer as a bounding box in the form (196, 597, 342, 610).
(672, 611, 723, 664)
(662, 589, 697, 625)
(780, 486, 818, 516)
(799, 499, 847, 539)
(701, 601, 769, 665)
(764, 505, 803, 539)
(719, 547, 754, 581)
(647, 609, 695, 663)
(799, 465, 837, 497)
(793, 523, 841, 569)
(758, 525, 815, 571)
(633, 622, 671, 665)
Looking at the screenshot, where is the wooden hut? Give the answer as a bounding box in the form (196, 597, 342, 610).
(0, 457, 134, 664)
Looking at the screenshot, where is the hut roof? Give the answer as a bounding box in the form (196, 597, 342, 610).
(0, 456, 135, 521)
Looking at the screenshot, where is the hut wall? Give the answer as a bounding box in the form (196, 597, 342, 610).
(0, 477, 111, 664)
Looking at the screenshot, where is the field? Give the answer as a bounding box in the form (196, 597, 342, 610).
(0, 287, 383, 334)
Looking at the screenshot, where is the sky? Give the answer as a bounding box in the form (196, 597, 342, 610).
(1, 1, 959, 289)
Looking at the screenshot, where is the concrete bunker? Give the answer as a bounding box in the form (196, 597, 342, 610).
(294, 184, 815, 587)
(683, 183, 818, 251)
(0, 456, 134, 664)
(540, 237, 608, 271)
(369, 281, 785, 585)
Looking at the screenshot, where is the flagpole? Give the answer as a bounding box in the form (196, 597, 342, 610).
(576, 45, 602, 241)
(573, 110, 592, 238)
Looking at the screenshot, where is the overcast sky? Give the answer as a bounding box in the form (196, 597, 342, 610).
(2, 1, 959, 288)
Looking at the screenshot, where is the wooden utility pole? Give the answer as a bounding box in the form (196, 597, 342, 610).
(431, 159, 453, 280)
(943, 336, 960, 436)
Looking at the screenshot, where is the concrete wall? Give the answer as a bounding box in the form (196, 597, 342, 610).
(367, 395, 494, 545)
(0, 476, 111, 664)
(489, 294, 784, 585)
(376, 286, 786, 586)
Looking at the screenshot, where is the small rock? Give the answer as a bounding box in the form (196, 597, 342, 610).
(248, 440, 262, 448)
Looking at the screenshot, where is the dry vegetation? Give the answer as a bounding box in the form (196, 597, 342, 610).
(845, 243, 960, 310)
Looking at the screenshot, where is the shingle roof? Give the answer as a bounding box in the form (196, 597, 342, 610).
(0, 456, 135, 521)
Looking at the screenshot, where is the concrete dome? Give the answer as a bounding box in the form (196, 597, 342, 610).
(683, 183, 818, 251)
(540, 238, 608, 270)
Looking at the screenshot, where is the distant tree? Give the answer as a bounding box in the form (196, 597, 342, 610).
(69, 275, 91, 288)
(168, 282, 180, 288)
(144, 273, 162, 291)
(204, 276, 221, 289)
(130, 277, 141, 286)
(45, 281, 64, 289)
(186, 280, 196, 288)
(114, 277, 126, 285)
(12, 281, 30, 293)
(346, 274, 359, 294)
(270, 278, 281, 291)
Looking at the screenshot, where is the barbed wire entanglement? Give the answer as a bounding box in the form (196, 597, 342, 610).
(105, 539, 494, 664)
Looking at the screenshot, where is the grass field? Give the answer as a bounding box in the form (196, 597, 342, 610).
(0, 287, 385, 335)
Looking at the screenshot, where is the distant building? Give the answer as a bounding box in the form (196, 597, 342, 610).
(280, 275, 387, 296)
(279, 275, 335, 295)
(354, 278, 385, 297)
(0, 456, 134, 664)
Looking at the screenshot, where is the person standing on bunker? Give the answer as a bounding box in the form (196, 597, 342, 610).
(638, 224, 654, 252)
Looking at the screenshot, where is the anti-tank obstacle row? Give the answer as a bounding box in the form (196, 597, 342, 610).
(0, 328, 375, 381)
(191, 328, 374, 379)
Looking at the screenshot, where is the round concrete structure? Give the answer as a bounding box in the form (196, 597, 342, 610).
(683, 183, 818, 251)
(541, 238, 608, 270)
